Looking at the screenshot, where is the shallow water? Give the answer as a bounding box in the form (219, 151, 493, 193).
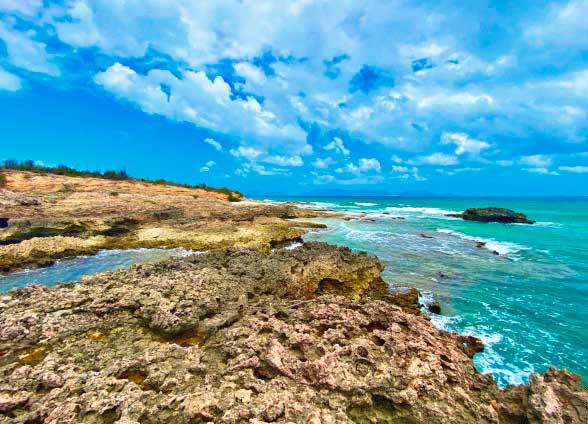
(263, 196, 588, 387)
(0, 248, 193, 291)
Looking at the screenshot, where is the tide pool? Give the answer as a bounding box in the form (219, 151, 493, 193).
(263, 196, 588, 387)
(0, 248, 194, 291)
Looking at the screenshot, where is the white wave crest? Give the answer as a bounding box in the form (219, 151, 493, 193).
(384, 206, 461, 216)
(354, 202, 378, 206)
(436, 229, 530, 256)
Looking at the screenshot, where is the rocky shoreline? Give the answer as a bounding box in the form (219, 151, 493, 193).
(0, 171, 329, 274)
(1, 171, 587, 423)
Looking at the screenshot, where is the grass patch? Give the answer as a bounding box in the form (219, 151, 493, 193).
(109, 191, 119, 196)
(0, 172, 7, 188)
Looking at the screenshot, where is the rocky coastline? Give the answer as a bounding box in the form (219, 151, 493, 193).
(1, 171, 587, 423)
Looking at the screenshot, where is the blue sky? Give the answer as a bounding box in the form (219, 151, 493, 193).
(0, 0, 587, 196)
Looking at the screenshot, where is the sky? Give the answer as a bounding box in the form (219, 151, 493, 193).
(0, 0, 587, 196)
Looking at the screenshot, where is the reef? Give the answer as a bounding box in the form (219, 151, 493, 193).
(448, 207, 536, 224)
(0, 243, 586, 423)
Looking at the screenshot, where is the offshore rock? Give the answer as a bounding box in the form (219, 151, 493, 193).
(0, 243, 585, 423)
(449, 207, 536, 224)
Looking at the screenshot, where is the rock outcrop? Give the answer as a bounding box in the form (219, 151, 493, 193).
(449, 207, 536, 224)
(0, 171, 335, 273)
(0, 243, 585, 423)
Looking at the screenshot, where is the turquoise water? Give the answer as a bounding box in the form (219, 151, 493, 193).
(0, 248, 193, 291)
(262, 197, 588, 387)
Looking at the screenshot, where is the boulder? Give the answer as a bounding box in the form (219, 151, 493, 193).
(449, 207, 535, 224)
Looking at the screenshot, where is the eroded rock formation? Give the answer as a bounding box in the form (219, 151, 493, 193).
(0, 243, 585, 423)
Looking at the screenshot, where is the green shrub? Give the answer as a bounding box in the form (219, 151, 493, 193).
(0, 172, 6, 188)
(109, 191, 119, 197)
(228, 194, 242, 202)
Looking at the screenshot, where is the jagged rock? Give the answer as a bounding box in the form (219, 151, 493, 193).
(0, 244, 586, 423)
(428, 300, 442, 314)
(449, 207, 535, 224)
(385, 287, 422, 315)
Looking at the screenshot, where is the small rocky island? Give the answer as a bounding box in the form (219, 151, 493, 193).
(0, 169, 586, 423)
(449, 207, 536, 224)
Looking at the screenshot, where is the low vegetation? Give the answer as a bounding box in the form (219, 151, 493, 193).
(1, 160, 244, 200)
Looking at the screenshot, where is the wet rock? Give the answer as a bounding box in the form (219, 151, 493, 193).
(449, 207, 535, 224)
(428, 300, 442, 314)
(459, 334, 485, 358)
(0, 218, 8, 229)
(385, 287, 422, 315)
(420, 233, 434, 239)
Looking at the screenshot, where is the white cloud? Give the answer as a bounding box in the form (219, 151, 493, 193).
(312, 157, 336, 169)
(520, 155, 553, 167)
(324, 137, 350, 156)
(0, 68, 21, 91)
(392, 165, 409, 172)
(558, 165, 588, 173)
(358, 158, 381, 173)
(417, 92, 494, 109)
(524, 167, 559, 176)
(263, 155, 303, 166)
(313, 174, 335, 184)
(200, 160, 216, 172)
(441, 132, 490, 156)
(229, 146, 263, 160)
(0, 22, 60, 76)
(526, 0, 588, 48)
(203, 137, 222, 151)
(94, 63, 307, 151)
(0, 0, 43, 16)
(412, 153, 459, 166)
(233, 62, 266, 85)
(496, 160, 513, 167)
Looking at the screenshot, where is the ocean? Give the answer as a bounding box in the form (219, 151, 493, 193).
(261, 196, 588, 388)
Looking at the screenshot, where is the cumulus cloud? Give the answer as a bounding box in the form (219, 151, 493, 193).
(441, 132, 490, 156)
(412, 153, 459, 166)
(324, 137, 350, 156)
(520, 155, 553, 167)
(358, 158, 381, 173)
(524, 167, 559, 176)
(263, 155, 303, 166)
(203, 137, 222, 151)
(0, 21, 60, 76)
(312, 157, 336, 169)
(1, 0, 587, 188)
(94, 63, 307, 151)
(559, 165, 588, 173)
(229, 146, 263, 160)
(233, 62, 266, 85)
(0, 68, 21, 91)
(0, 0, 43, 16)
(200, 160, 216, 172)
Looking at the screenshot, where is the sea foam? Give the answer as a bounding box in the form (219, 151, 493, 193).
(436, 228, 530, 256)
